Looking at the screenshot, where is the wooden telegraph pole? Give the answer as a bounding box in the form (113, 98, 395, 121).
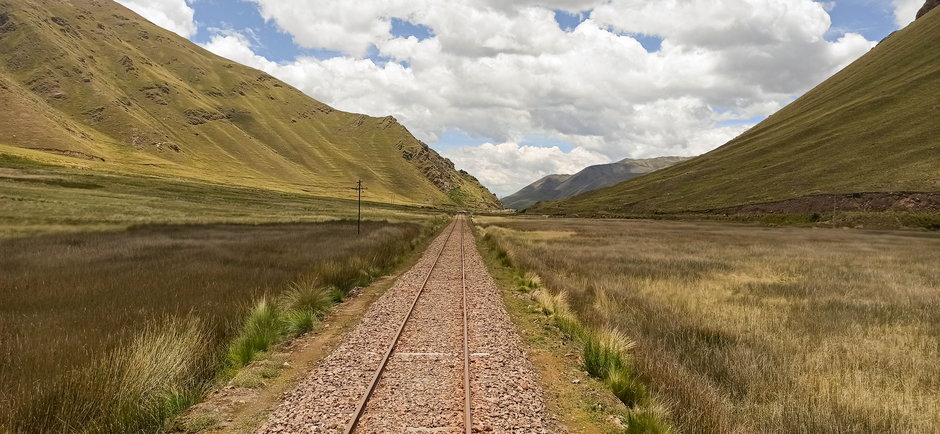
(351, 180, 367, 234)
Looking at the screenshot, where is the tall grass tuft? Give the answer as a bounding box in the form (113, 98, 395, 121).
(7, 317, 215, 433)
(582, 328, 634, 379)
(227, 298, 282, 367)
(283, 309, 316, 337)
(281, 277, 334, 318)
(625, 405, 673, 434)
(532, 289, 584, 338)
(310, 258, 367, 293)
(607, 366, 649, 408)
(516, 272, 542, 292)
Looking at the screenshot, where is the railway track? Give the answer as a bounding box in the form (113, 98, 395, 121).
(258, 215, 549, 433)
(345, 215, 472, 434)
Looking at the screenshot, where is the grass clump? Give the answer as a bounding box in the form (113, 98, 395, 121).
(531, 289, 584, 338)
(227, 298, 282, 367)
(283, 309, 317, 337)
(580, 329, 651, 410)
(607, 367, 650, 408)
(515, 272, 542, 292)
(281, 278, 334, 317)
(7, 317, 215, 433)
(624, 406, 673, 434)
(582, 328, 633, 379)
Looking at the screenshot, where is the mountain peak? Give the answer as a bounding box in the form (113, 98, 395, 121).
(0, 0, 499, 209)
(501, 156, 690, 210)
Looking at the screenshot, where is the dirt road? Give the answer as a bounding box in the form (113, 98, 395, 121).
(257, 215, 550, 433)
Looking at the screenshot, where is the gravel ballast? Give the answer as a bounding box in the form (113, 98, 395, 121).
(257, 217, 550, 433)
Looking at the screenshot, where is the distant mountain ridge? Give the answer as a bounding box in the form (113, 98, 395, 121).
(501, 156, 690, 209)
(0, 0, 500, 209)
(531, 5, 940, 216)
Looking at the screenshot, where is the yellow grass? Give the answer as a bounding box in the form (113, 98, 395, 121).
(477, 216, 940, 433)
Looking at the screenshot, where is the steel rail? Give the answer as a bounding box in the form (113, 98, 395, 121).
(343, 218, 460, 434)
(460, 216, 472, 434)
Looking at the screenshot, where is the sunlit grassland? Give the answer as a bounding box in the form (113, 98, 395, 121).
(0, 152, 440, 238)
(0, 220, 437, 432)
(476, 216, 940, 433)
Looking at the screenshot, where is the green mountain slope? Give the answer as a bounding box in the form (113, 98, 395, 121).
(0, 0, 500, 209)
(502, 157, 689, 210)
(533, 8, 940, 215)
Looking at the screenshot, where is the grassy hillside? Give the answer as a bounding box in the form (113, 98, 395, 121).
(533, 8, 940, 215)
(501, 174, 572, 210)
(502, 157, 689, 210)
(0, 0, 499, 209)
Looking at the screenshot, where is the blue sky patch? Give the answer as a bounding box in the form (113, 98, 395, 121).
(431, 129, 493, 150)
(826, 1, 897, 41)
(190, 0, 343, 61)
(632, 34, 663, 52)
(519, 134, 576, 152)
(391, 18, 434, 40)
(718, 115, 767, 128)
(553, 9, 590, 32)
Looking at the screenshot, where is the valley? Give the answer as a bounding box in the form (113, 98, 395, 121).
(0, 0, 938, 433)
(531, 5, 940, 218)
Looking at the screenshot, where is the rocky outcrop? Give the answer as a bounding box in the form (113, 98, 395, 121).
(917, 0, 940, 19)
(387, 118, 501, 208)
(399, 140, 457, 192)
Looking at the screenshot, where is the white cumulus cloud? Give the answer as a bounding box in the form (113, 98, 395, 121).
(185, 0, 879, 196)
(115, 0, 197, 38)
(893, 0, 925, 27)
(440, 143, 610, 197)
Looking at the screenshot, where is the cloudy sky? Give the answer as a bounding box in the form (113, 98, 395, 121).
(117, 0, 923, 196)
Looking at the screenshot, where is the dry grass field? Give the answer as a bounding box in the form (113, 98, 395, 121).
(476, 216, 940, 433)
(0, 221, 429, 432)
(0, 152, 443, 238)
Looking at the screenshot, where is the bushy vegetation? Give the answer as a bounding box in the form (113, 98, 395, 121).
(0, 220, 431, 432)
(478, 216, 940, 433)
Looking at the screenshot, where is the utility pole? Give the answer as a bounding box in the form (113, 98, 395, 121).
(350, 180, 368, 235)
